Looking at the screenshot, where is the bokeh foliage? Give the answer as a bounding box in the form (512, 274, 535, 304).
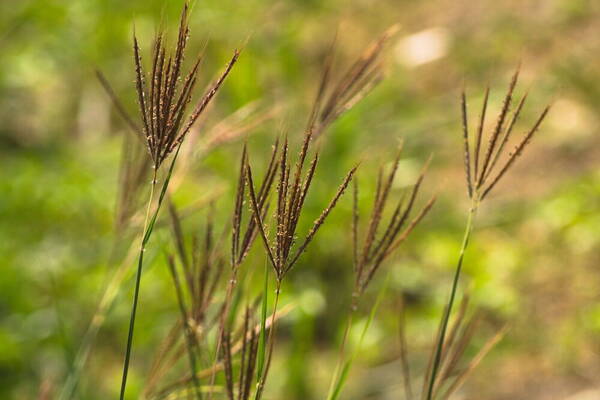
(1, 0, 599, 399)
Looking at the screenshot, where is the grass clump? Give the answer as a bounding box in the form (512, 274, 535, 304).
(55, 4, 553, 400)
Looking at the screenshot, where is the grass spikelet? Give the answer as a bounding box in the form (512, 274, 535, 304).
(353, 151, 435, 298)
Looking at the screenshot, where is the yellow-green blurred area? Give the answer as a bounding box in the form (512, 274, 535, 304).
(1, 0, 599, 399)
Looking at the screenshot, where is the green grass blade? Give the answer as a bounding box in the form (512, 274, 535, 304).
(424, 205, 477, 400)
(328, 274, 390, 400)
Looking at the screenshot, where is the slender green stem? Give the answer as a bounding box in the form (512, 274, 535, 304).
(254, 262, 270, 391)
(425, 200, 478, 400)
(119, 171, 156, 400)
(254, 279, 282, 400)
(119, 147, 182, 400)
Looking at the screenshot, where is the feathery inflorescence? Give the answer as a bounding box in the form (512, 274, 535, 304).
(461, 66, 550, 201)
(352, 147, 436, 300)
(309, 25, 399, 138)
(240, 25, 405, 282)
(425, 67, 550, 400)
(133, 3, 240, 171)
(245, 129, 357, 283)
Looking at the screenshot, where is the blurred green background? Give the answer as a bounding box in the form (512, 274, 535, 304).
(1, 0, 599, 399)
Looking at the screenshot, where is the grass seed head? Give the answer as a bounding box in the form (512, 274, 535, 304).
(461, 66, 550, 202)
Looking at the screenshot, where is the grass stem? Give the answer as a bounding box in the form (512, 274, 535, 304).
(118, 170, 157, 400)
(425, 200, 478, 400)
(119, 145, 182, 399)
(254, 279, 282, 400)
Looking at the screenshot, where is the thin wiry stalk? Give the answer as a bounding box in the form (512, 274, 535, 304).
(120, 142, 188, 399)
(430, 299, 476, 399)
(436, 296, 471, 376)
(435, 313, 481, 392)
(424, 201, 477, 400)
(119, 168, 158, 400)
(426, 68, 549, 399)
(254, 280, 282, 400)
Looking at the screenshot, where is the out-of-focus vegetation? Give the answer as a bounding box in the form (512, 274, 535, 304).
(1, 0, 599, 399)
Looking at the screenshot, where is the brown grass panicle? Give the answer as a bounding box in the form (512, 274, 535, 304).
(352, 146, 436, 304)
(326, 148, 435, 400)
(99, 90, 273, 237)
(132, 2, 240, 173)
(461, 66, 551, 202)
(424, 67, 550, 400)
(245, 129, 357, 285)
(308, 24, 400, 138)
(243, 129, 356, 399)
(231, 141, 279, 275)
